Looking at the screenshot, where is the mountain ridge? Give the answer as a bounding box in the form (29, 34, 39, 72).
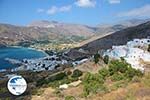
(0, 19, 149, 46)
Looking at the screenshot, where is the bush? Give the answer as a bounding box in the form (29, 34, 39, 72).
(83, 81, 107, 96)
(98, 68, 109, 79)
(48, 72, 67, 82)
(83, 72, 106, 96)
(36, 72, 67, 87)
(103, 55, 109, 64)
(108, 60, 129, 75)
(71, 69, 83, 78)
(94, 53, 100, 64)
(111, 73, 125, 81)
(65, 96, 76, 100)
(108, 60, 143, 81)
(125, 66, 143, 79)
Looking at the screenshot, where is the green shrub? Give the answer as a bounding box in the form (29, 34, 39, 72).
(108, 60, 129, 75)
(83, 73, 104, 84)
(65, 96, 76, 100)
(83, 72, 106, 97)
(48, 72, 67, 82)
(103, 55, 109, 64)
(36, 72, 67, 87)
(111, 73, 125, 81)
(98, 68, 109, 79)
(83, 81, 107, 96)
(71, 69, 83, 78)
(108, 60, 143, 81)
(125, 66, 143, 79)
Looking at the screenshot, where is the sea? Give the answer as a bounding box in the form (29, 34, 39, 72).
(0, 47, 47, 70)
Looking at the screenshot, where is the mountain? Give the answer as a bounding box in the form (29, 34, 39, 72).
(0, 19, 149, 46)
(95, 18, 150, 34)
(0, 23, 94, 46)
(119, 18, 150, 27)
(67, 21, 150, 60)
(28, 20, 95, 36)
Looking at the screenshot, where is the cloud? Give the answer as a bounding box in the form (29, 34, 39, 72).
(59, 5, 72, 12)
(47, 6, 58, 15)
(37, 8, 45, 13)
(117, 4, 150, 17)
(108, 0, 120, 4)
(75, 0, 96, 7)
(46, 5, 72, 15)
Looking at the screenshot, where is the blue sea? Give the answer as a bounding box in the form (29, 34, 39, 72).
(0, 47, 47, 70)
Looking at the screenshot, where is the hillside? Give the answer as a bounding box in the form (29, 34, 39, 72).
(67, 21, 150, 59)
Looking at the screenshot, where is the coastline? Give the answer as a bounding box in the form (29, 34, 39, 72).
(0, 46, 49, 71)
(4, 45, 49, 57)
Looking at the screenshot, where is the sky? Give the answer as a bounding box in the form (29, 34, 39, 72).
(0, 0, 150, 26)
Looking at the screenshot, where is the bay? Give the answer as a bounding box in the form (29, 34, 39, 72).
(0, 47, 47, 70)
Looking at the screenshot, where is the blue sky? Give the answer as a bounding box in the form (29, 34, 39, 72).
(0, 0, 150, 26)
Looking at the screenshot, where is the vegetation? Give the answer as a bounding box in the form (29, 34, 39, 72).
(32, 59, 145, 99)
(82, 60, 143, 97)
(103, 55, 109, 64)
(36, 70, 83, 88)
(65, 96, 76, 100)
(148, 44, 150, 52)
(110, 73, 126, 81)
(93, 53, 100, 64)
(36, 72, 67, 87)
(82, 72, 106, 96)
(71, 69, 83, 78)
(98, 68, 109, 79)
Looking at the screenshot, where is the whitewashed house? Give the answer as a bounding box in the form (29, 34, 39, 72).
(103, 45, 127, 59)
(103, 38, 150, 72)
(127, 38, 150, 48)
(124, 48, 144, 71)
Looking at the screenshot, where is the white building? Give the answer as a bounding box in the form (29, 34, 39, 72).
(103, 38, 150, 72)
(103, 45, 127, 59)
(124, 48, 144, 71)
(127, 38, 150, 47)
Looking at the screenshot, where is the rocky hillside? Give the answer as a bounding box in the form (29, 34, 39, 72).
(67, 21, 150, 59)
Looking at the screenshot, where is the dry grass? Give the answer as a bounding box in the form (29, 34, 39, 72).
(31, 69, 150, 100)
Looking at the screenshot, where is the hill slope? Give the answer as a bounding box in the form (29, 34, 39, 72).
(67, 21, 150, 59)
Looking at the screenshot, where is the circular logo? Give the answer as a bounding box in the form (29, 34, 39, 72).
(7, 75, 27, 95)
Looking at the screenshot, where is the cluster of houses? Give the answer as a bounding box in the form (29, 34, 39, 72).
(10, 54, 88, 72)
(103, 38, 150, 72)
(12, 55, 68, 71)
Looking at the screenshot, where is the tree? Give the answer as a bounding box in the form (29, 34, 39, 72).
(71, 69, 83, 78)
(103, 55, 109, 64)
(94, 53, 100, 64)
(148, 44, 150, 52)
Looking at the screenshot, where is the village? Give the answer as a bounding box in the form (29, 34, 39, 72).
(103, 38, 150, 72)
(5, 38, 150, 73)
(5, 52, 89, 72)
